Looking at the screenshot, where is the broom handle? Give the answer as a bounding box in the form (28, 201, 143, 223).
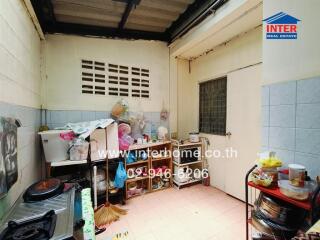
(93, 165, 97, 209)
(106, 156, 109, 203)
(106, 126, 109, 203)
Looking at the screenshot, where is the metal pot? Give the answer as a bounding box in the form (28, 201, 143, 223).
(252, 210, 298, 239)
(255, 193, 307, 227)
(189, 132, 199, 143)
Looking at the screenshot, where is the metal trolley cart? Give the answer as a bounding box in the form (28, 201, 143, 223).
(245, 164, 320, 240)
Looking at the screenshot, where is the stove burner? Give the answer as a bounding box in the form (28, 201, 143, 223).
(12, 225, 42, 240)
(0, 210, 56, 240)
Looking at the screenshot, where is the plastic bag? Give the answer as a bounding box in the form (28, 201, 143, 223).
(69, 138, 89, 160)
(114, 162, 127, 188)
(126, 152, 136, 164)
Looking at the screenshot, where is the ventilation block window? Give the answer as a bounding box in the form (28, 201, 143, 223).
(81, 59, 106, 95)
(107, 64, 130, 97)
(131, 67, 150, 98)
(81, 60, 150, 99)
(199, 77, 227, 135)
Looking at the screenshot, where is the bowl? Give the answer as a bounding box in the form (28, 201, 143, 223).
(278, 180, 317, 201)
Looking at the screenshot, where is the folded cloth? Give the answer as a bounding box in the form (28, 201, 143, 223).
(56, 119, 114, 139)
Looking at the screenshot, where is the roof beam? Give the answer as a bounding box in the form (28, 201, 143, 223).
(47, 22, 169, 41)
(166, 0, 227, 42)
(139, 0, 188, 13)
(31, 0, 56, 31)
(119, 0, 140, 29)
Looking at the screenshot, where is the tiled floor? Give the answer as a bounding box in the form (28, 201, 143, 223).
(97, 185, 246, 240)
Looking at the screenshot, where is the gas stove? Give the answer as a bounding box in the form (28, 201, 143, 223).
(0, 182, 76, 240)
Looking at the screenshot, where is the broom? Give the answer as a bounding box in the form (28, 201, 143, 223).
(94, 150, 127, 227)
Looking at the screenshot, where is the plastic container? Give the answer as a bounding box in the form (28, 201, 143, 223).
(278, 180, 316, 201)
(279, 169, 289, 180)
(39, 130, 73, 162)
(261, 167, 278, 187)
(189, 132, 199, 143)
(251, 174, 273, 187)
(289, 164, 305, 187)
(69, 139, 89, 161)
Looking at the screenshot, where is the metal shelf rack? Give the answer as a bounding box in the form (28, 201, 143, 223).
(245, 164, 320, 240)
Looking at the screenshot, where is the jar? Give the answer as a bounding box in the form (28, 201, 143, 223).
(289, 164, 305, 187)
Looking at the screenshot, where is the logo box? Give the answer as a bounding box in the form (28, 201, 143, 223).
(263, 12, 300, 40)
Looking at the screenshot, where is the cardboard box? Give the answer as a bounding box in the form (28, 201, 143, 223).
(106, 122, 119, 159)
(90, 122, 119, 161)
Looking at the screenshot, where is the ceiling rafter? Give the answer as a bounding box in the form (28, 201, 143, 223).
(46, 21, 169, 41)
(166, 0, 227, 42)
(30, 0, 227, 42)
(118, 0, 140, 29)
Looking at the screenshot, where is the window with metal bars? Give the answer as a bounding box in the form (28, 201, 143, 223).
(199, 77, 227, 135)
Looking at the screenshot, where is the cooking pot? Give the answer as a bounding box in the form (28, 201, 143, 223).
(189, 132, 199, 143)
(255, 193, 307, 227)
(252, 210, 298, 239)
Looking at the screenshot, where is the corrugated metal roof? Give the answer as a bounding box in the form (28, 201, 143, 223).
(51, 0, 194, 32)
(31, 0, 227, 41)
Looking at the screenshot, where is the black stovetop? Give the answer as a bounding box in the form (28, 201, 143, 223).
(0, 210, 57, 240)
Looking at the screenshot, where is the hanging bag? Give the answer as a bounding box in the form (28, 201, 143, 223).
(114, 162, 127, 188)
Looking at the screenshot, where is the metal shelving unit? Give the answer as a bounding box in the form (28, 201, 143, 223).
(172, 140, 204, 190)
(88, 157, 126, 206)
(245, 164, 320, 240)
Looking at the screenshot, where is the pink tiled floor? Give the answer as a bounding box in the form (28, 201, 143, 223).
(97, 185, 246, 240)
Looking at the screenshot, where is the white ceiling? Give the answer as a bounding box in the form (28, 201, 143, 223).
(170, 0, 263, 59)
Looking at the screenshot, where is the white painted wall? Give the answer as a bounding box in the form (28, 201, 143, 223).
(176, 27, 262, 192)
(263, 0, 320, 85)
(177, 58, 198, 139)
(43, 35, 170, 113)
(178, 26, 262, 137)
(169, 55, 178, 134)
(0, 0, 41, 219)
(0, 0, 41, 107)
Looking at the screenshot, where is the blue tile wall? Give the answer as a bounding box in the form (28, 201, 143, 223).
(261, 77, 320, 178)
(296, 104, 320, 129)
(262, 106, 269, 127)
(269, 127, 295, 151)
(270, 81, 296, 105)
(0, 101, 41, 220)
(270, 105, 295, 128)
(297, 77, 320, 104)
(45, 110, 169, 137)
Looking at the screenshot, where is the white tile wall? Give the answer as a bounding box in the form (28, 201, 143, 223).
(262, 77, 320, 178)
(0, 0, 41, 219)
